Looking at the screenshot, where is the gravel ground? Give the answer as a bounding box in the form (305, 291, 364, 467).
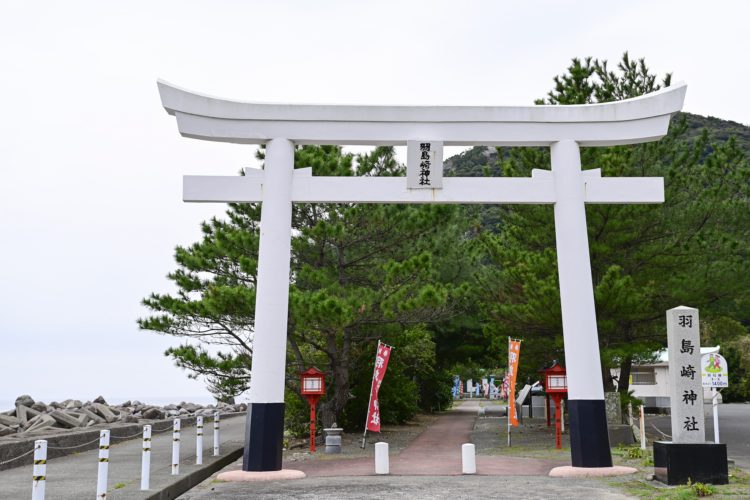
(180, 474, 632, 499)
(473, 416, 571, 457)
(283, 413, 436, 463)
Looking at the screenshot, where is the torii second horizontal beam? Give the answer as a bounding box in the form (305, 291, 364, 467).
(183, 173, 664, 205)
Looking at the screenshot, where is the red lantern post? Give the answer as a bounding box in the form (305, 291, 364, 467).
(540, 361, 568, 449)
(300, 367, 326, 453)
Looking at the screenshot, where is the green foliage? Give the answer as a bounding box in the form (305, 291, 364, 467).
(284, 389, 311, 439)
(164, 345, 250, 403)
(688, 479, 714, 497)
(140, 145, 481, 426)
(338, 326, 446, 429)
(140, 52, 750, 431)
(626, 447, 644, 459)
(619, 390, 643, 417)
(469, 53, 750, 391)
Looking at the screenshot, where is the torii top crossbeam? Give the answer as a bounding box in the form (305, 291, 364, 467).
(157, 80, 686, 473)
(159, 79, 685, 146)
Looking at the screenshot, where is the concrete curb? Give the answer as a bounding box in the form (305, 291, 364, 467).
(0, 412, 246, 471)
(143, 445, 244, 500)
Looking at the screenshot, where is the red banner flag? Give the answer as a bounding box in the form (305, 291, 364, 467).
(365, 341, 392, 432)
(507, 339, 521, 427)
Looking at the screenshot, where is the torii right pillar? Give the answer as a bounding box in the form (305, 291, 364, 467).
(551, 140, 612, 467)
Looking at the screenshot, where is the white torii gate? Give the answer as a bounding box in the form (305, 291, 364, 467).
(158, 80, 686, 472)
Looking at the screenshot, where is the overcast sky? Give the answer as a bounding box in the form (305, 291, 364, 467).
(1, 1, 749, 408)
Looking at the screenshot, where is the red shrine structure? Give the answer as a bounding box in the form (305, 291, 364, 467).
(300, 367, 326, 452)
(539, 361, 568, 449)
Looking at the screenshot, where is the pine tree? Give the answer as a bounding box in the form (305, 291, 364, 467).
(477, 53, 750, 397)
(139, 145, 476, 424)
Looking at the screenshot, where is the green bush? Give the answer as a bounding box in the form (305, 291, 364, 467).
(284, 389, 313, 439)
(689, 480, 714, 497)
(620, 390, 643, 421)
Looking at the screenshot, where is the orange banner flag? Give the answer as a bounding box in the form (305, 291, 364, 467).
(507, 339, 521, 427)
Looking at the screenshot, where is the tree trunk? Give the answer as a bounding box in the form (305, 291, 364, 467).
(616, 355, 633, 424)
(617, 355, 633, 398)
(601, 361, 616, 392)
(319, 329, 352, 429)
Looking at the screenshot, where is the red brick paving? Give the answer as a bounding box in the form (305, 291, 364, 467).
(287, 405, 564, 476)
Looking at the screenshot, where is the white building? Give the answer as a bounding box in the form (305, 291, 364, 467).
(612, 347, 720, 412)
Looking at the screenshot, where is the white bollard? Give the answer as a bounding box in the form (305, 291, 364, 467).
(31, 440, 47, 500)
(196, 416, 203, 465)
(639, 405, 646, 450)
(140, 425, 151, 490)
(374, 442, 389, 474)
(96, 430, 110, 499)
(172, 419, 180, 475)
(462, 443, 476, 474)
(213, 412, 220, 457)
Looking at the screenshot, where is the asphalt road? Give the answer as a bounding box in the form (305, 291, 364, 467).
(647, 402, 750, 469)
(0, 415, 246, 500)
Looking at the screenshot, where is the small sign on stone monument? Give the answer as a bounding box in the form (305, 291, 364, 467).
(407, 140, 443, 189)
(666, 306, 705, 443)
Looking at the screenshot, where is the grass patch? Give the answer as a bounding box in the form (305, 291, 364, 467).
(114, 482, 126, 489)
(615, 467, 750, 499)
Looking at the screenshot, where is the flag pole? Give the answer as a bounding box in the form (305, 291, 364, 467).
(507, 336, 511, 447)
(361, 340, 381, 449)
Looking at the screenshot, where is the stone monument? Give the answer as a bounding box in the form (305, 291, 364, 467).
(653, 306, 728, 485)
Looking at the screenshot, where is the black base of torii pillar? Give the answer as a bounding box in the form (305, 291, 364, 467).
(243, 403, 285, 471)
(568, 400, 612, 467)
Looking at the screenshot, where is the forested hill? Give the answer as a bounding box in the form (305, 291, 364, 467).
(444, 112, 750, 176)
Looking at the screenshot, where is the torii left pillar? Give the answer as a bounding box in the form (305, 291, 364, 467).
(242, 138, 294, 471)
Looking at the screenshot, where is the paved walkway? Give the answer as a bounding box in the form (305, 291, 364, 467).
(182, 403, 628, 499)
(226, 401, 563, 478)
(0, 415, 246, 499)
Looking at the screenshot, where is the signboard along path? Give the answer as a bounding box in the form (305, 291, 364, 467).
(701, 352, 729, 388)
(158, 80, 686, 471)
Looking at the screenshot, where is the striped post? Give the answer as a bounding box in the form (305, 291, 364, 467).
(31, 440, 47, 500)
(196, 416, 203, 465)
(140, 425, 151, 490)
(96, 430, 110, 499)
(171, 419, 180, 475)
(213, 412, 220, 456)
